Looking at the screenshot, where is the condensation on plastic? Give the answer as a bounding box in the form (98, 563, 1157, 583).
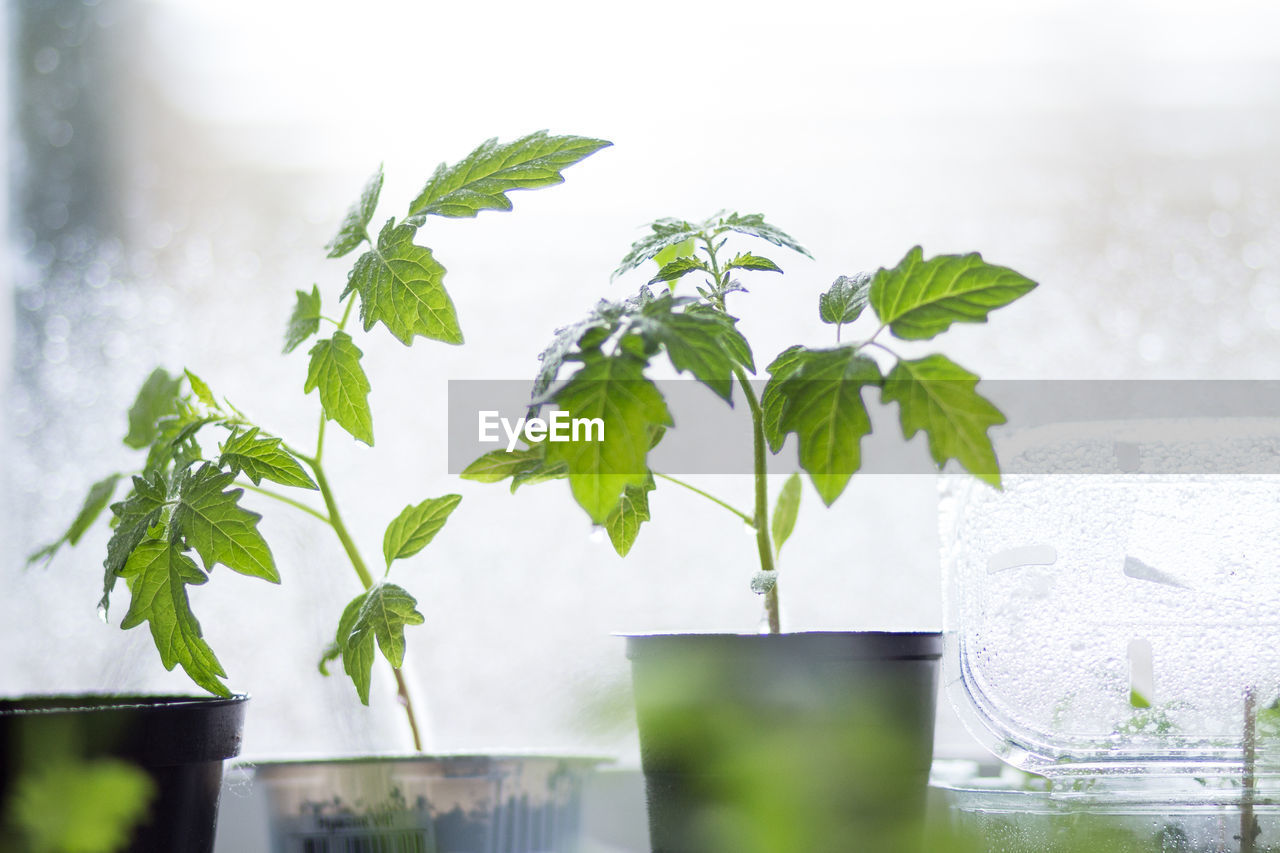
(940, 419, 1280, 787)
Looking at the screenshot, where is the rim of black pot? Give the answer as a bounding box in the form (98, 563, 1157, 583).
(622, 630, 943, 661)
(0, 694, 249, 715)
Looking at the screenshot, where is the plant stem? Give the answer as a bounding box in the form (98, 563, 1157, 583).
(736, 368, 780, 633)
(238, 482, 330, 524)
(653, 472, 754, 525)
(700, 229, 780, 631)
(1243, 687, 1259, 853)
(308, 447, 426, 752)
(310, 460, 376, 591)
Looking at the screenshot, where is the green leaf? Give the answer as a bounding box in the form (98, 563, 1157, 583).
(9, 759, 155, 853)
(870, 246, 1038, 340)
(726, 252, 783, 274)
(648, 256, 709, 285)
(345, 219, 461, 346)
(382, 494, 462, 568)
(633, 297, 751, 402)
(651, 237, 695, 270)
(509, 455, 569, 492)
(528, 290, 654, 400)
(305, 331, 374, 445)
(26, 474, 121, 569)
(326, 165, 383, 258)
(119, 534, 229, 697)
(614, 218, 703, 280)
(219, 427, 317, 490)
(67, 475, 119, 543)
(771, 473, 802, 557)
(283, 284, 323, 354)
(605, 474, 654, 557)
(124, 368, 182, 450)
(406, 131, 611, 221)
(819, 273, 870, 326)
(881, 354, 1005, 488)
(768, 346, 882, 505)
(183, 369, 219, 410)
(101, 472, 170, 613)
(172, 464, 279, 582)
(545, 350, 672, 525)
(334, 583, 425, 704)
(142, 404, 219, 473)
(460, 446, 546, 484)
(718, 212, 812, 258)
(761, 346, 806, 454)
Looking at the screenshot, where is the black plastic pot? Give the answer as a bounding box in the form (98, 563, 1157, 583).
(627, 632, 942, 853)
(0, 694, 248, 853)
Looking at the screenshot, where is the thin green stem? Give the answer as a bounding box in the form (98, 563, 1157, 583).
(702, 236, 726, 311)
(337, 296, 356, 332)
(309, 460, 375, 590)
(865, 338, 900, 360)
(307, 453, 426, 753)
(238, 482, 329, 524)
(700, 231, 781, 631)
(654, 472, 754, 526)
(736, 367, 780, 633)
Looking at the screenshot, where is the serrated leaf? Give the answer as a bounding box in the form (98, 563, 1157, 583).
(460, 446, 546, 484)
(717, 212, 812, 259)
(726, 252, 783, 274)
(172, 464, 279, 582)
(144, 410, 220, 473)
(819, 273, 870, 326)
(510, 456, 569, 491)
(119, 534, 229, 697)
(305, 331, 373, 445)
(683, 303, 755, 371)
(219, 427, 318, 490)
(648, 256, 709, 285)
(881, 354, 1005, 487)
(335, 583, 425, 704)
(383, 494, 462, 568)
(101, 471, 170, 613)
(768, 346, 882, 505)
(771, 473, 802, 556)
(614, 218, 703, 280)
(124, 368, 182, 450)
(184, 369, 219, 410)
(528, 291, 657, 401)
(652, 237, 695, 270)
(326, 165, 383, 258)
(26, 473, 121, 568)
(605, 475, 654, 557)
(406, 131, 611, 221)
(870, 246, 1038, 340)
(633, 297, 750, 402)
(545, 350, 672, 525)
(345, 219, 461, 346)
(761, 346, 807, 454)
(283, 284, 323, 354)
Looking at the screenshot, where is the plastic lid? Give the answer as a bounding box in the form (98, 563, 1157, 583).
(940, 419, 1280, 782)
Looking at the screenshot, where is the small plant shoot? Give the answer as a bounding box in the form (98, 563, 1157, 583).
(31, 131, 609, 748)
(465, 211, 1036, 632)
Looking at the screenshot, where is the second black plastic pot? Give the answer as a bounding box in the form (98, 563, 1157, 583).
(0, 694, 247, 853)
(627, 632, 942, 853)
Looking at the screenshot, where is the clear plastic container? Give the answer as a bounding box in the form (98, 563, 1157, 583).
(940, 418, 1280, 790)
(251, 755, 599, 853)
